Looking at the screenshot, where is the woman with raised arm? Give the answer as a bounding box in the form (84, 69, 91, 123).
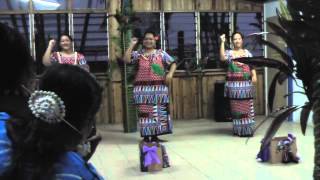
(220, 32, 257, 137)
(42, 34, 89, 72)
(124, 31, 177, 142)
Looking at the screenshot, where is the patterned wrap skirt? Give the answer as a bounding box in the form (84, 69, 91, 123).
(224, 63, 255, 136)
(134, 81, 173, 137)
(132, 50, 175, 137)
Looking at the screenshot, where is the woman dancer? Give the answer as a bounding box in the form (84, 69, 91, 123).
(42, 34, 89, 71)
(220, 32, 257, 137)
(123, 31, 177, 142)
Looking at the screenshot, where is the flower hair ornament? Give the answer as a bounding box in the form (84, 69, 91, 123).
(28, 90, 81, 135)
(154, 35, 160, 41)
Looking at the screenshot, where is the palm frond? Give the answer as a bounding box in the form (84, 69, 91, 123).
(283, 91, 306, 98)
(261, 106, 300, 150)
(235, 57, 292, 74)
(300, 102, 313, 135)
(277, 71, 288, 84)
(268, 71, 281, 111)
(267, 20, 289, 42)
(257, 37, 294, 69)
(254, 105, 293, 134)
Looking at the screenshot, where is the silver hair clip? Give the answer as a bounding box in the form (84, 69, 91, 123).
(28, 90, 81, 135)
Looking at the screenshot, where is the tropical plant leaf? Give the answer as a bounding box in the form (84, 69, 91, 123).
(283, 91, 306, 98)
(235, 57, 292, 74)
(258, 38, 294, 70)
(286, 0, 320, 32)
(268, 71, 281, 111)
(277, 16, 320, 42)
(261, 106, 300, 150)
(300, 102, 312, 135)
(270, 15, 307, 72)
(313, 85, 320, 100)
(253, 105, 291, 134)
(249, 23, 262, 30)
(277, 71, 288, 84)
(267, 20, 289, 42)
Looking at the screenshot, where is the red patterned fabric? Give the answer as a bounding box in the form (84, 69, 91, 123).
(51, 52, 86, 65)
(138, 105, 154, 114)
(224, 49, 255, 136)
(132, 49, 174, 137)
(134, 52, 166, 83)
(230, 99, 254, 118)
(226, 63, 251, 80)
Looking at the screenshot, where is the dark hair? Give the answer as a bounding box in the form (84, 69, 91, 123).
(231, 32, 244, 40)
(1, 64, 102, 180)
(143, 30, 157, 39)
(59, 33, 73, 42)
(142, 30, 160, 49)
(0, 23, 34, 95)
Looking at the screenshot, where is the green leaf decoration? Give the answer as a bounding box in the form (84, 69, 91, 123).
(243, 72, 250, 80)
(232, 112, 243, 119)
(229, 62, 242, 72)
(151, 64, 165, 76)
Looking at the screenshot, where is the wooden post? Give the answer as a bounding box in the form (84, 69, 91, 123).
(108, 0, 124, 124)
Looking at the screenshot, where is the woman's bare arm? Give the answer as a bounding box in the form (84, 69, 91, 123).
(220, 34, 227, 62)
(42, 39, 56, 66)
(123, 37, 138, 64)
(251, 69, 257, 83)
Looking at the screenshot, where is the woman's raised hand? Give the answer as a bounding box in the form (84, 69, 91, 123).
(220, 34, 226, 43)
(48, 39, 56, 48)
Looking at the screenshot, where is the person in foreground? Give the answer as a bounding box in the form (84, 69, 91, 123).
(0, 64, 104, 180)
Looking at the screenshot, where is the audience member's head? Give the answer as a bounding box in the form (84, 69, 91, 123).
(2, 64, 102, 179)
(0, 23, 34, 95)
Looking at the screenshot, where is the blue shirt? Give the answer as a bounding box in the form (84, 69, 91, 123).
(0, 112, 104, 180)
